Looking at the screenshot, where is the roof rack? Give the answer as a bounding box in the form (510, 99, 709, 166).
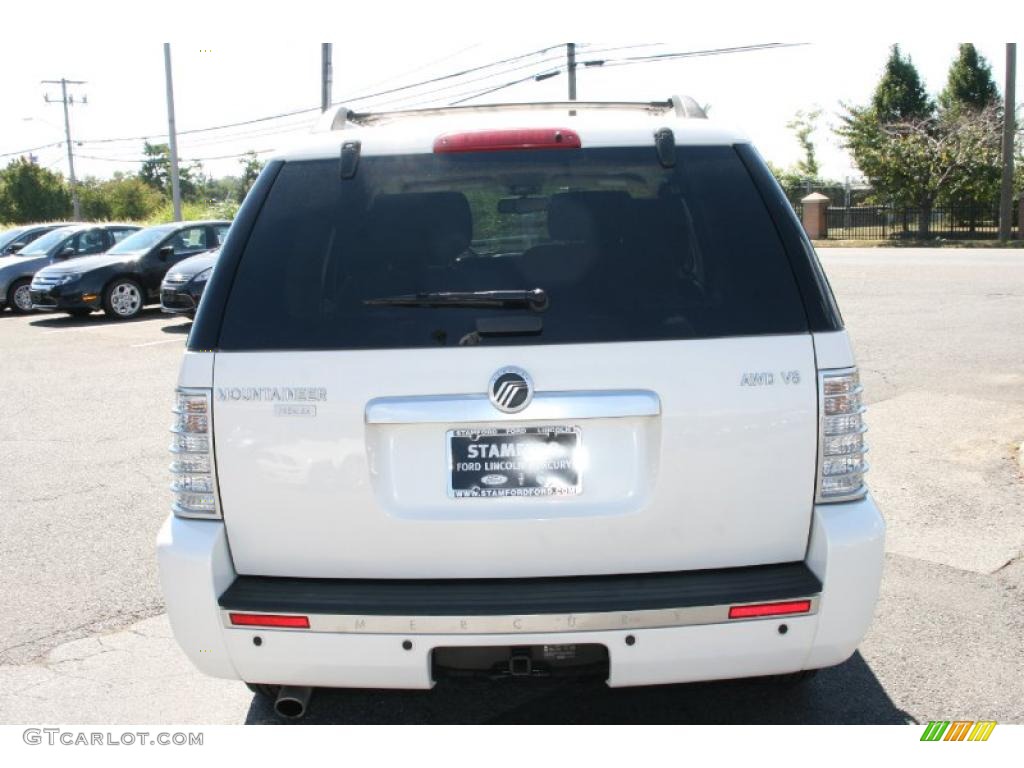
(314, 95, 707, 132)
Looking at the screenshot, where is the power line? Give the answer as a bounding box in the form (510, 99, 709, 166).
(362, 44, 663, 111)
(0, 141, 64, 159)
(445, 42, 806, 105)
(77, 148, 275, 164)
(74, 44, 565, 146)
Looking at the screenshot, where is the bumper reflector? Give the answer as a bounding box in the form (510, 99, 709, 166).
(728, 600, 812, 620)
(229, 613, 310, 629)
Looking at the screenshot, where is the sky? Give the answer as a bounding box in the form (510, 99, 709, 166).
(0, 3, 1019, 188)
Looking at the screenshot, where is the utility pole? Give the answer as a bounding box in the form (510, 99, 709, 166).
(567, 42, 577, 101)
(998, 43, 1016, 241)
(164, 43, 182, 222)
(321, 43, 333, 112)
(42, 78, 86, 220)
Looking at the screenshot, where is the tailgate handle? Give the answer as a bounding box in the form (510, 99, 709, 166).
(365, 390, 660, 425)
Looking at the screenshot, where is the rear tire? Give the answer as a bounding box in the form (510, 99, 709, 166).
(103, 278, 144, 320)
(245, 682, 281, 699)
(7, 279, 33, 314)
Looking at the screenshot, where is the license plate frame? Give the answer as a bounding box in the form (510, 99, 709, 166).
(447, 425, 582, 498)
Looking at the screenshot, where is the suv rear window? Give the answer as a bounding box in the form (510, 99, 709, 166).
(218, 145, 807, 350)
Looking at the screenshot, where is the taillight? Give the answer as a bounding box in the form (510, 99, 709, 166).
(170, 388, 220, 518)
(817, 368, 868, 502)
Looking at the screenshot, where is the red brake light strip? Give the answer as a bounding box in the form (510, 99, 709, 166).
(728, 600, 812, 619)
(434, 128, 582, 153)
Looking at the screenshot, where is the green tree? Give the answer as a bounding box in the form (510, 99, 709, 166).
(838, 46, 1003, 235)
(939, 44, 999, 113)
(786, 108, 823, 179)
(79, 174, 165, 221)
(139, 142, 199, 201)
(237, 151, 265, 203)
(872, 45, 931, 122)
(838, 104, 1002, 234)
(0, 158, 72, 223)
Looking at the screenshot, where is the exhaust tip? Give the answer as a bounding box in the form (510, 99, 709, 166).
(274, 686, 313, 720)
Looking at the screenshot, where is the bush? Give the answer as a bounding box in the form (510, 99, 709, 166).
(79, 176, 166, 222)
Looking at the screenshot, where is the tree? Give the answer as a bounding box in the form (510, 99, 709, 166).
(838, 46, 1004, 235)
(872, 45, 931, 122)
(237, 151, 264, 203)
(839, 104, 1002, 234)
(139, 142, 199, 201)
(79, 175, 165, 221)
(786, 108, 823, 179)
(939, 44, 999, 114)
(0, 158, 72, 223)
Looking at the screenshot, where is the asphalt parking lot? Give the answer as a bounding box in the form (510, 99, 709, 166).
(1, 248, 1022, 724)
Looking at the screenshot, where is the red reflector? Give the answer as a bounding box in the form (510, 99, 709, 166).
(229, 613, 310, 629)
(434, 128, 582, 153)
(728, 600, 812, 619)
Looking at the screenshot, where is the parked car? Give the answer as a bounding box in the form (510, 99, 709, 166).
(157, 97, 883, 719)
(160, 248, 221, 319)
(0, 222, 78, 257)
(0, 223, 139, 313)
(30, 220, 230, 320)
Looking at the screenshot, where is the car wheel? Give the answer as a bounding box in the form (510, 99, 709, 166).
(7, 279, 33, 314)
(103, 279, 144, 320)
(245, 683, 281, 699)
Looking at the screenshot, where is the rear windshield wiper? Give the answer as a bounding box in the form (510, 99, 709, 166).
(365, 288, 548, 312)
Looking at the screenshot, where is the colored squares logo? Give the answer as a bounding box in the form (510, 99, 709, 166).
(921, 721, 996, 742)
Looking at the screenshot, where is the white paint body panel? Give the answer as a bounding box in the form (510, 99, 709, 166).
(156, 495, 884, 687)
(212, 336, 818, 578)
(812, 330, 856, 371)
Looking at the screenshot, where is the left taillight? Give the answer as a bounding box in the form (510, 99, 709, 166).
(169, 388, 220, 518)
(816, 368, 869, 503)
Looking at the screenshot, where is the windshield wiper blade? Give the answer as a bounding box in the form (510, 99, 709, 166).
(365, 288, 548, 311)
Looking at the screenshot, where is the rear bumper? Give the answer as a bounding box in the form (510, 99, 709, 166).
(157, 495, 884, 689)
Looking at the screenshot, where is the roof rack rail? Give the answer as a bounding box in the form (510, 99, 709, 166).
(314, 95, 706, 132)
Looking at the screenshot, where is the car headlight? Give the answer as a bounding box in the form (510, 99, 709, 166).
(191, 267, 213, 285)
(59, 274, 80, 285)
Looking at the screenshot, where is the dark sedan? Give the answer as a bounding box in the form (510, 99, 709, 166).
(30, 220, 230, 320)
(160, 248, 220, 319)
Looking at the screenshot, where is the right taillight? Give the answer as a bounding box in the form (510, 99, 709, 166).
(169, 388, 221, 518)
(817, 368, 868, 502)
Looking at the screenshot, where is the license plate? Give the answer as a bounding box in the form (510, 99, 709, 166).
(447, 426, 581, 498)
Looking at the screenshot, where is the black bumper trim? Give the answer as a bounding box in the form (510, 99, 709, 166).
(218, 562, 821, 617)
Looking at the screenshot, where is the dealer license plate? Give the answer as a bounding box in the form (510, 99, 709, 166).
(447, 426, 581, 498)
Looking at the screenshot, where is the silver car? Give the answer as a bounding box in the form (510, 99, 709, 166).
(0, 223, 139, 313)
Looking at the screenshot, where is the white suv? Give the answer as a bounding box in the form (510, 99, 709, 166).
(157, 96, 884, 719)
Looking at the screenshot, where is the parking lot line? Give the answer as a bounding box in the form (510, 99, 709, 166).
(131, 338, 182, 348)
